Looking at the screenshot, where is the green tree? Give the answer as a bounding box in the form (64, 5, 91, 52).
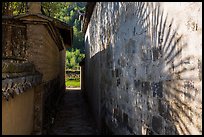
(41, 2, 86, 53)
(41, 2, 72, 18)
(2, 2, 27, 15)
(65, 49, 85, 70)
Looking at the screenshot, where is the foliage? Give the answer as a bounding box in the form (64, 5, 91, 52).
(2, 2, 27, 15)
(66, 49, 85, 70)
(41, 2, 72, 20)
(73, 26, 85, 53)
(41, 2, 86, 53)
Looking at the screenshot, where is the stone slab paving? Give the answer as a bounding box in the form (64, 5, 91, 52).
(49, 89, 99, 135)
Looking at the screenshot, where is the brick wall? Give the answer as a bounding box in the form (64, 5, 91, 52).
(27, 24, 60, 82)
(84, 2, 202, 135)
(26, 23, 66, 134)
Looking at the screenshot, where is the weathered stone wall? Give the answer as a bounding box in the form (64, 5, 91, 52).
(85, 2, 202, 135)
(42, 76, 62, 134)
(59, 49, 66, 92)
(80, 66, 85, 92)
(66, 70, 80, 78)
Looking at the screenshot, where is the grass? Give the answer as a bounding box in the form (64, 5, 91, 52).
(65, 78, 80, 87)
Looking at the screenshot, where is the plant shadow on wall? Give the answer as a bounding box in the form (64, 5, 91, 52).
(139, 3, 202, 135)
(134, 2, 201, 135)
(85, 2, 202, 135)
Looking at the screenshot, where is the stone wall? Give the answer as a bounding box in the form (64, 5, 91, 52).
(84, 2, 202, 135)
(42, 76, 62, 134)
(59, 49, 66, 92)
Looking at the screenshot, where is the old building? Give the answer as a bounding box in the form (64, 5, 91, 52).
(2, 2, 73, 135)
(82, 2, 202, 135)
(2, 2, 202, 135)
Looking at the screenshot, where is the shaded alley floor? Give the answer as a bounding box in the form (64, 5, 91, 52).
(49, 89, 99, 135)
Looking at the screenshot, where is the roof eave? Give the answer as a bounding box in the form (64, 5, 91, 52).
(14, 13, 73, 48)
(82, 2, 96, 33)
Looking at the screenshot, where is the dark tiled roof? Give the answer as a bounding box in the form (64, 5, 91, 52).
(82, 2, 96, 33)
(2, 61, 42, 101)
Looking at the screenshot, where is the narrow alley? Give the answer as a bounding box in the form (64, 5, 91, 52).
(49, 89, 99, 135)
(2, 2, 202, 135)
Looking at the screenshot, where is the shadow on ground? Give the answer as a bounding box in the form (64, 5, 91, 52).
(48, 89, 99, 135)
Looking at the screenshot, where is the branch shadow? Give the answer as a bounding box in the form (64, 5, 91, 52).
(84, 2, 202, 135)
(133, 2, 201, 135)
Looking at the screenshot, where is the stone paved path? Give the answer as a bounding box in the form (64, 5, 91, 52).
(49, 89, 99, 135)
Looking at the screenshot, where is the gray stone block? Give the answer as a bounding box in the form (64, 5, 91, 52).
(152, 115, 163, 134)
